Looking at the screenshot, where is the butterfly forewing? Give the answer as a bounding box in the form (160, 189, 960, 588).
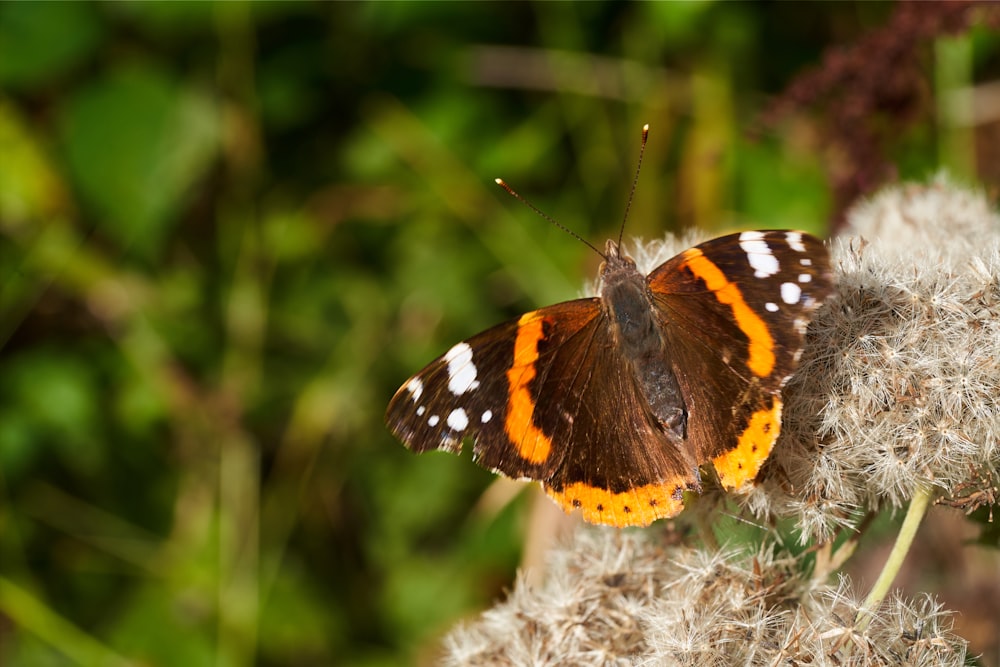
(385, 300, 601, 482)
(647, 230, 834, 488)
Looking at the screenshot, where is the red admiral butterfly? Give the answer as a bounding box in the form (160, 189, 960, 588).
(386, 130, 834, 527)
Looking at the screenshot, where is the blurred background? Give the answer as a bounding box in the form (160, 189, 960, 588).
(1, 2, 999, 665)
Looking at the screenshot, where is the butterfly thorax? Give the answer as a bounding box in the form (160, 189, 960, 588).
(599, 241, 659, 353)
(600, 240, 687, 442)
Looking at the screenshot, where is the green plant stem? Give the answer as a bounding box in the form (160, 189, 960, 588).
(935, 35, 974, 179)
(683, 491, 719, 552)
(0, 577, 129, 666)
(855, 486, 934, 631)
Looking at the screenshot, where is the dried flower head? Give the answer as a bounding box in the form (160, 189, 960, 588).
(764, 178, 1000, 542)
(443, 529, 967, 665)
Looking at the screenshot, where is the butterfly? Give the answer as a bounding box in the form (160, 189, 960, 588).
(386, 128, 833, 527)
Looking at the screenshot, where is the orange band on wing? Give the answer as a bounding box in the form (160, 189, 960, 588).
(505, 311, 553, 464)
(713, 398, 782, 490)
(546, 479, 687, 527)
(680, 248, 775, 377)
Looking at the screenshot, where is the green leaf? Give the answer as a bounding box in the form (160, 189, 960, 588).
(0, 3, 101, 88)
(0, 348, 104, 475)
(0, 101, 68, 225)
(59, 66, 218, 258)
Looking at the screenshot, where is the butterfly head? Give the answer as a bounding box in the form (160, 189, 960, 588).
(599, 239, 641, 290)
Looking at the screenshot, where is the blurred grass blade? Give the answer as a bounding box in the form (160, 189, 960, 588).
(0, 577, 130, 666)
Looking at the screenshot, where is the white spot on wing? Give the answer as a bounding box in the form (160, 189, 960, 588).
(481, 410, 493, 423)
(800, 258, 812, 266)
(428, 414, 440, 427)
(417, 406, 425, 416)
(739, 231, 779, 278)
(406, 377, 424, 401)
(765, 302, 779, 313)
(447, 408, 469, 431)
(798, 273, 811, 283)
(445, 342, 480, 395)
(786, 231, 807, 253)
(781, 282, 802, 305)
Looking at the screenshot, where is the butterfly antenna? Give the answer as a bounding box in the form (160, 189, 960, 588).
(495, 178, 606, 259)
(617, 123, 649, 250)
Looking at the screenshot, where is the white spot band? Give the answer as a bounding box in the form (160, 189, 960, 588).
(786, 232, 807, 253)
(447, 408, 469, 431)
(445, 342, 480, 395)
(406, 377, 423, 401)
(739, 231, 779, 278)
(781, 282, 802, 305)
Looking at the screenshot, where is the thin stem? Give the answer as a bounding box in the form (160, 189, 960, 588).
(855, 486, 934, 631)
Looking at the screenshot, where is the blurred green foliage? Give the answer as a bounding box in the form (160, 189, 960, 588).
(0, 2, 994, 665)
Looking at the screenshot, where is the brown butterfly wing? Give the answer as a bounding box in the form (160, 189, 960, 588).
(647, 230, 834, 489)
(386, 297, 700, 526)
